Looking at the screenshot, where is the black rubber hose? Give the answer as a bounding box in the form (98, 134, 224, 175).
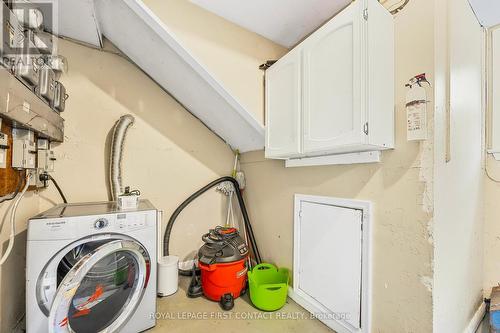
(0, 170, 24, 204)
(49, 175, 68, 204)
(163, 176, 261, 276)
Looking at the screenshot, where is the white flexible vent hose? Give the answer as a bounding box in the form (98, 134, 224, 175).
(109, 115, 135, 201)
(0, 173, 31, 266)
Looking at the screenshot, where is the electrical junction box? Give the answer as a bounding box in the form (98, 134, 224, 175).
(12, 139, 36, 169)
(0, 132, 8, 169)
(37, 65, 56, 106)
(36, 138, 55, 188)
(14, 51, 40, 88)
(37, 149, 55, 172)
(37, 138, 50, 150)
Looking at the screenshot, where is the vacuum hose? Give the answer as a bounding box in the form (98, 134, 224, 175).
(163, 176, 261, 276)
(109, 115, 135, 201)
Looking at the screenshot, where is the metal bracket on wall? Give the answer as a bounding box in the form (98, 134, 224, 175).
(285, 151, 381, 168)
(259, 60, 277, 71)
(0, 68, 64, 142)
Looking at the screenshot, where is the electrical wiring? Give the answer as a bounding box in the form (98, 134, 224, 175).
(49, 175, 68, 204)
(0, 172, 31, 266)
(0, 171, 24, 204)
(39, 173, 68, 203)
(485, 156, 500, 183)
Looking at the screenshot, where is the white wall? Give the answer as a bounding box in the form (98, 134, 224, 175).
(483, 23, 500, 300)
(433, 0, 485, 331)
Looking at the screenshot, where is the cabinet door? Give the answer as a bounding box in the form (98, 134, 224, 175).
(302, 0, 366, 154)
(265, 49, 302, 159)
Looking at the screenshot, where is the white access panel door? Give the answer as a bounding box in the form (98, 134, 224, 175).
(265, 49, 302, 159)
(302, 0, 365, 154)
(298, 201, 363, 328)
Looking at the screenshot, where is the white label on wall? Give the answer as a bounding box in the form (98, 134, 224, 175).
(406, 85, 428, 141)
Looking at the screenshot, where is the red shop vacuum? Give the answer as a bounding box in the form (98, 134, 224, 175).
(162, 177, 262, 310)
(196, 226, 248, 309)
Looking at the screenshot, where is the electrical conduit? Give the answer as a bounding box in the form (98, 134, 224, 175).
(0, 172, 32, 266)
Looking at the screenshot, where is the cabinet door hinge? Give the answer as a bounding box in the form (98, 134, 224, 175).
(363, 122, 369, 135)
(363, 8, 368, 21)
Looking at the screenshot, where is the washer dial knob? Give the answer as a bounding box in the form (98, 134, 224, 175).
(94, 218, 109, 229)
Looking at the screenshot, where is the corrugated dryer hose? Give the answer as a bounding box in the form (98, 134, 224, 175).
(109, 115, 135, 201)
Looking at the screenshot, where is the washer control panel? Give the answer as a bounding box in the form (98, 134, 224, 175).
(27, 203, 156, 241)
(117, 213, 147, 231)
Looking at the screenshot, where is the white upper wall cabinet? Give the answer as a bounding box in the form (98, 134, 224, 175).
(302, 2, 362, 155)
(265, 0, 394, 161)
(265, 49, 302, 158)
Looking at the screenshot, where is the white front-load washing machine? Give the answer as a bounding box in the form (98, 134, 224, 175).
(26, 200, 157, 333)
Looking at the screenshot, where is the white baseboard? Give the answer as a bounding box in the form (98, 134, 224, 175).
(464, 302, 486, 333)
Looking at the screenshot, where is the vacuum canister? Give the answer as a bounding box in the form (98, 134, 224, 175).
(197, 227, 248, 310)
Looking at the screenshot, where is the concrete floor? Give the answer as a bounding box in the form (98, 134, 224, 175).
(149, 276, 333, 333)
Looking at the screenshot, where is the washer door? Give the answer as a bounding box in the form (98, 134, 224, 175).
(48, 239, 150, 333)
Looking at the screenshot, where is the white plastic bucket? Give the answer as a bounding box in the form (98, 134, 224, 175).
(157, 255, 179, 297)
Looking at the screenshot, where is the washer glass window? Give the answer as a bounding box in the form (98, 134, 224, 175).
(48, 240, 149, 333)
(66, 251, 138, 331)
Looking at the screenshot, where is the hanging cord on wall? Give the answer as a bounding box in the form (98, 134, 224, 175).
(0, 172, 32, 266)
(485, 154, 500, 183)
(0, 170, 24, 204)
(39, 173, 68, 203)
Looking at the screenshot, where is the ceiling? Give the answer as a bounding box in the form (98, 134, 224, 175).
(468, 0, 500, 27)
(27, 0, 102, 47)
(190, 0, 351, 48)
